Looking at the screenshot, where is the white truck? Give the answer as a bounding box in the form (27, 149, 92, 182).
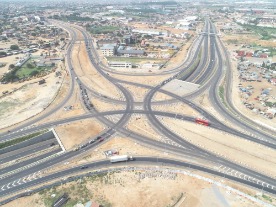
(109, 155, 133, 163)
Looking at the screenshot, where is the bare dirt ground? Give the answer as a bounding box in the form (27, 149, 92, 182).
(54, 118, 105, 150)
(92, 96, 125, 112)
(126, 115, 162, 141)
(193, 91, 252, 133)
(36, 83, 86, 125)
(221, 33, 276, 47)
(165, 35, 196, 69)
(5, 168, 274, 207)
(153, 91, 176, 101)
(72, 32, 121, 99)
(119, 83, 149, 102)
(111, 73, 172, 86)
(0, 72, 62, 129)
(159, 117, 276, 177)
(152, 101, 200, 117)
(0, 53, 25, 76)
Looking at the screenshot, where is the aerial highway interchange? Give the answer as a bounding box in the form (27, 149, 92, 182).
(0, 18, 275, 204)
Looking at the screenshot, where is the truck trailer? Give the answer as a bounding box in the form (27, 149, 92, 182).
(195, 118, 209, 126)
(109, 155, 133, 163)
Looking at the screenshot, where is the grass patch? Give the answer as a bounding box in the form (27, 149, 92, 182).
(176, 49, 201, 79)
(106, 56, 164, 64)
(0, 101, 19, 116)
(262, 194, 273, 202)
(0, 131, 46, 149)
(238, 24, 275, 40)
(15, 59, 52, 79)
(219, 86, 225, 102)
(88, 26, 119, 34)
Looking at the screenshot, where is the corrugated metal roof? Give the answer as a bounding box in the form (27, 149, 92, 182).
(117, 49, 144, 54)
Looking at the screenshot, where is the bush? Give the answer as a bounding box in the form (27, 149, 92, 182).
(10, 44, 19, 50)
(27, 63, 35, 68)
(9, 64, 15, 69)
(30, 70, 39, 76)
(0, 51, 7, 56)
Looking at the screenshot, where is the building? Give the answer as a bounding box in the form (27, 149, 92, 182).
(132, 29, 166, 36)
(260, 53, 268, 58)
(108, 61, 132, 68)
(100, 44, 116, 57)
(117, 49, 145, 57)
(122, 35, 136, 45)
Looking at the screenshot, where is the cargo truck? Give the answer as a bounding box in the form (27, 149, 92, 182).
(195, 118, 209, 126)
(109, 155, 133, 163)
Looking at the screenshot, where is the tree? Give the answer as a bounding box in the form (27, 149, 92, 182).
(27, 63, 35, 68)
(262, 62, 266, 67)
(10, 45, 19, 50)
(30, 70, 39, 77)
(0, 51, 7, 56)
(9, 64, 15, 69)
(60, 37, 65, 41)
(240, 56, 244, 62)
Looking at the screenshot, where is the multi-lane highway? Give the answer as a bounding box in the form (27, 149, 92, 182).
(0, 18, 275, 204)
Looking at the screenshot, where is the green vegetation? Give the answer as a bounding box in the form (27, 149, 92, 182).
(219, 86, 225, 102)
(88, 26, 119, 34)
(262, 194, 273, 202)
(9, 64, 15, 69)
(0, 131, 46, 150)
(1, 66, 20, 82)
(1, 58, 48, 82)
(0, 51, 7, 56)
(39, 173, 115, 207)
(238, 24, 275, 40)
(0, 101, 18, 116)
(10, 44, 19, 50)
(26, 63, 35, 68)
(265, 102, 276, 107)
(50, 14, 94, 22)
(175, 50, 201, 78)
(15, 59, 53, 79)
(226, 39, 238, 44)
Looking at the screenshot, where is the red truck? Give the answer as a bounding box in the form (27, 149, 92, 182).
(195, 118, 209, 126)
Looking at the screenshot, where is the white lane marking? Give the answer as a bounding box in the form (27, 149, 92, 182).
(22, 177, 27, 183)
(12, 181, 16, 187)
(27, 174, 32, 181)
(238, 173, 243, 178)
(1, 185, 5, 191)
(6, 183, 11, 189)
(17, 178, 22, 185)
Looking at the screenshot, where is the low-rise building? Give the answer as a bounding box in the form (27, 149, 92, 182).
(117, 49, 145, 57)
(100, 44, 116, 56)
(108, 61, 132, 68)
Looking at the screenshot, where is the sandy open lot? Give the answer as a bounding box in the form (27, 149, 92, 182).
(71, 31, 121, 99)
(54, 118, 105, 150)
(159, 117, 276, 177)
(0, 72, 62, 129)
(152, 101, 200, 117)
(5, 168, 274, 207)
(36, 83, 86, 125)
